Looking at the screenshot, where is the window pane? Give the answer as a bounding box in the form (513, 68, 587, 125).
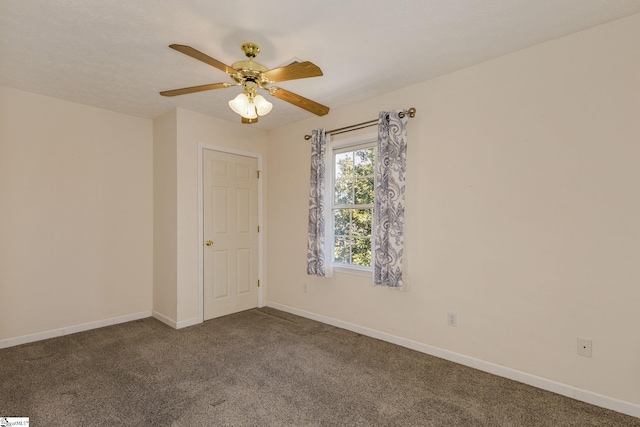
(352, 237, 371, 266)
(352, 209, 372, 236)
(354, 148, 375, 177)
(333, 209, 350, 236)
(335, 152, 352, 180)
(335, 151, 354, 205)
(354, 177, 374, 204)
(334, 178, 353, 205)
(334, 236, 351, 264)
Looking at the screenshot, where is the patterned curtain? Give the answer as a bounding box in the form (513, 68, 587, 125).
(307, 129, 328, 276)
(374, 111, 408, 287)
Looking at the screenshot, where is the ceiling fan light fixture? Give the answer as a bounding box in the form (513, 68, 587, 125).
(254, 94, 272, 116)
(228, 93, 257, 119)
(163, 42, 330, 123)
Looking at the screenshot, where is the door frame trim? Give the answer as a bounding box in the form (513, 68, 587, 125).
(198, 143, 264, 324)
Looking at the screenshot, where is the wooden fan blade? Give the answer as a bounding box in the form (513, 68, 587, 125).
(169, 44, 238, 76)
(269, 87, 329, 116)
(160, 83, 231, 97)
(242, 117, 259, 124)
(262, 61, 323, 83)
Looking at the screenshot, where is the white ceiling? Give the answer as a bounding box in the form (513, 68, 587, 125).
(2, 1, 639, 130)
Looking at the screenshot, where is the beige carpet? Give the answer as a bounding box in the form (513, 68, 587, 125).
(1, 307, 638, 426)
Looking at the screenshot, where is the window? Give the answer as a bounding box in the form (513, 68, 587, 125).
(331, 141, 375, 269)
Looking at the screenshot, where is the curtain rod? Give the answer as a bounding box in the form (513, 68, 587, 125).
(303, 107, 416, 140)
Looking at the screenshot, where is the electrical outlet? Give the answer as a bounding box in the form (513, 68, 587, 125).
(447, 312, 457, 327)
(577, 338, 592, 357)
(303, 283, 308, 293)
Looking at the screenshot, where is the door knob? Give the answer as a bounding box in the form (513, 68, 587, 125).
(205, 240, 214, 246)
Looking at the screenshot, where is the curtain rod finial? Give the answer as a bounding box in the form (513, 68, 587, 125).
(398, 107, 416, 119)
(304, 134, 312, 140)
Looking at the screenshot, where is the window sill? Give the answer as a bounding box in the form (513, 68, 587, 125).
(332, 265, 372, 278)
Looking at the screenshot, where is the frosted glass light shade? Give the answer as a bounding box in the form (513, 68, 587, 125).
(254, 95, 273, 116)
(228, 93, 257, 119)
(228, 93, 248, 115)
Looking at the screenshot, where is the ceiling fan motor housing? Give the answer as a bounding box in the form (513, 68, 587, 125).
(230, 59, 268, 84)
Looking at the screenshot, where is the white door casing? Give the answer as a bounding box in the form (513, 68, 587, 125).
(203, 149, 259, 320)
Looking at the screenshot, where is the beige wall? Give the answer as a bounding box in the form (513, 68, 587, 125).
(152, 109, 178, 321)
(153, 108, 268, 325)
(0, 86, 153, 340)
(266, 14, 640, 406)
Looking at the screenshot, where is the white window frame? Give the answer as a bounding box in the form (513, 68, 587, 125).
(328, 131, 377, 276)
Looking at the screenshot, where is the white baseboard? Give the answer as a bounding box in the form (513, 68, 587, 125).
(152, 311, 201, 329)
(0, 311, 152, 349)
(152, 311, 177, 328)
(265, 301, 640, 419)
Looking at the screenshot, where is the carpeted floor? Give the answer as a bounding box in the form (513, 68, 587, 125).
(1, 307, 638, 426)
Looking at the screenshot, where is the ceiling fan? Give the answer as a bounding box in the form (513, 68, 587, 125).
(160, 42, 330, 124)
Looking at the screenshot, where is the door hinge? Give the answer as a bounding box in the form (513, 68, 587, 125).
(257, 170, 261, 179)
(258, 279, 260, 287)
(257, 225, 260, 233)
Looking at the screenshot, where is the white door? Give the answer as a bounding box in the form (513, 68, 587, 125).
(203, 149, 259, 320)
